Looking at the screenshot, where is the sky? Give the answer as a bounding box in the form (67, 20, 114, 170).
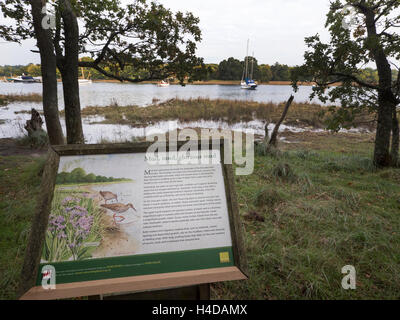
(0, 0, 331, 66)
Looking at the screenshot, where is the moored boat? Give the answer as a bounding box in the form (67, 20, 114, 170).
(241, 40, 258, 90)
(157, 80, 170, 87)
(8, 74, 38, 83)
(79, 67, 93, 85)
(241, 79, 258, 90)
(78, 79, 93, 85)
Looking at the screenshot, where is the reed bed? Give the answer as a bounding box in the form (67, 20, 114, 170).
(0, 93, 43, 105)
(80, 98, 375, 130)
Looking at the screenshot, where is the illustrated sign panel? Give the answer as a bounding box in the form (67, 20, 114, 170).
(37, 150, 234, 285)
(21, 143, 247, 299)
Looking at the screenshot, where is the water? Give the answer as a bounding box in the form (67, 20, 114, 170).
(0, 81, 319, 108)
(0, 81, 333, 141)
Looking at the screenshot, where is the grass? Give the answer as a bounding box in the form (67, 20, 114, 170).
(0, 93, 43, 105)
(15, 130, 49, 149)
(0, 133, 399, 299)
(10, 96, 375, 133)
(77, 98, 375, 130)
(0, 156, 45, 299)
(212, 140, 400, 300)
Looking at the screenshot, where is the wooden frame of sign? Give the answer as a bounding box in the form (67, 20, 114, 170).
(19, 140, 248, 300)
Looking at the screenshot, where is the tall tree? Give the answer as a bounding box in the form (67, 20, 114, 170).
(1, 0, 65, 145)
(218, 57, 243, 80)
(71, 0, 202, 85)
(271, 62, 291, 81)
(243, 56, 260, 80)
(259, 64, 273, 83)
(56, 0, 84, 144)
(293, 0, 400, 167)
(1, 0, 203, 144)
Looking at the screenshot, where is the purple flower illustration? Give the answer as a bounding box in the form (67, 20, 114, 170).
(62, 197, 80, 206)
(48, 213, 68, 248)
(46, 193, 100, 262)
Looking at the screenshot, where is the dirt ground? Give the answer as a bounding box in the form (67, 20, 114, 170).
(0, 138, 47, 157)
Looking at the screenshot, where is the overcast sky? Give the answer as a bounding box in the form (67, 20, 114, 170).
(0, 0, 331, 66)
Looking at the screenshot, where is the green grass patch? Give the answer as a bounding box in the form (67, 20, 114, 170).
(0, 156, 45, 299)
(213, 147, 400, 300)
(16, 130, 49, 149)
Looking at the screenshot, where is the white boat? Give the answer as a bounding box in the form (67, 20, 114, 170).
(79, 67, 93, 85)
(9, 74, 38, 83)
(157, 80, 170, 87)
(241, 40, 258, 90)
(241, 79, 258, 90)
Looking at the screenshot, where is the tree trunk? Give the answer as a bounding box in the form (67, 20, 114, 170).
(268, 95, 294, 147)
(374, 90, 394, 167)
(59, 0, 84, 144)
(363, 9, 396, 167)
(60, 69, 84, 144)
(391, 108, 399, 166)
(30, 0, 64, 145)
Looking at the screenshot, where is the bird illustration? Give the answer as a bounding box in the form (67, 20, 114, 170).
(101, 203, 137, 226)
(100, 191, 118, 204)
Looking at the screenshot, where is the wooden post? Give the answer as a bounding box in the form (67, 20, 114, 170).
(268, 95, 294, 147)
(18, 148, 60, 297)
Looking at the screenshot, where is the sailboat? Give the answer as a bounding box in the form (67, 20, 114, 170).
(79, 67, 93, 85)
(241, 40, 258, 90)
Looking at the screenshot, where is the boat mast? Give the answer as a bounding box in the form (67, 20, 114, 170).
(245, 39, 249, 80)
(251, 51, 254, 79)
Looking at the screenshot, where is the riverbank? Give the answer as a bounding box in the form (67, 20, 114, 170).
(90, 80, 330, 86)
(74, 98, 375, 131)
(4, 95, 373, 132)
(1, 132, 399, 299)
(2, 94, 375, 143)
(0, 80, 322, 86)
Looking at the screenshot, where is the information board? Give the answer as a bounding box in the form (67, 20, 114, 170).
(19, 142, 247, 300)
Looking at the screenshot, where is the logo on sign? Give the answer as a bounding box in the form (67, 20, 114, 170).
(219, 252, 230, 263)
(41, 265, 56, 290)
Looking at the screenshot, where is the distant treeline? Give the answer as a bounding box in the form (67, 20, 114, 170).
(203, 59, 293, 82)
(0, 64, 42, 78)
(1, 58, 394, 84)
(56, 168, 129, 185)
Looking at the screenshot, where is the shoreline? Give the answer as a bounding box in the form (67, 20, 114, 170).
(87, 80, 325, 86)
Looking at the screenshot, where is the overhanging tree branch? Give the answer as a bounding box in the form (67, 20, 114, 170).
(331, 72, 379, 89)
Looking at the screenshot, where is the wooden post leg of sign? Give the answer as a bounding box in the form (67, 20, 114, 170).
(88, 284, 210, 300)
